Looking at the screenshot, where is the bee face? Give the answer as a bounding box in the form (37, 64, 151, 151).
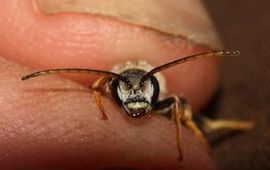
(110, 69, 159, 118)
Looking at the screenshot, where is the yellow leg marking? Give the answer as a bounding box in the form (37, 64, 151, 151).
(92, 76, 108, 89)
(184, 121, 203, 137)
(172, 96, 183, 161)
(202, 118, 254, 133)
(180, 102, 208, 146)
(93, 90, 108, 120)
(91, 76, 109, 120)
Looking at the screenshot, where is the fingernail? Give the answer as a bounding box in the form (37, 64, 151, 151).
(35, 0, 222, 49)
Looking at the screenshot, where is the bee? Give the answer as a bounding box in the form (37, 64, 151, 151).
(22, 50, 246, 161)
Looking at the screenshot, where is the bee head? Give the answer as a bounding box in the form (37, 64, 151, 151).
(110, 69, 159, 118)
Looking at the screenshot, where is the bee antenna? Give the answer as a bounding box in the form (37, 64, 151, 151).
(141, 50, 240, 82)
(22, 68, 131, 85)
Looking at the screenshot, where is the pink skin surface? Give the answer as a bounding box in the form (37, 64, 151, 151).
(0, 0, 219, 169)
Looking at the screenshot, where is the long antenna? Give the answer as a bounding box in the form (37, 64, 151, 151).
(141, 50, 240, 82)
(22, 68, 131, 86)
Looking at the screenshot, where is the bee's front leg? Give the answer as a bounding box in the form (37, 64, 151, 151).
(91, 76, 110, 120)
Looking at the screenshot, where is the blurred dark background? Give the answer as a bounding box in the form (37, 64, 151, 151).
(203, 1, 270, 170)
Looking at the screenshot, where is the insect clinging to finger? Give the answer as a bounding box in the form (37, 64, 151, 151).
(22, 50, 251, 161)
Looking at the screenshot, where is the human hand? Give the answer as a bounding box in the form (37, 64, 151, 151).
(0, 0, 221, 169)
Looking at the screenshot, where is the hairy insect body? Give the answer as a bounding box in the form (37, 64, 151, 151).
(109, 68, 159, 118)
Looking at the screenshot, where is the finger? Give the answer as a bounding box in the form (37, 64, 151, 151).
(0, 0, 221, 111)
(0, 57, 216, 170)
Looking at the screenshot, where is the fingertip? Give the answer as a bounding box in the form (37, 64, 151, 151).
(0, 58, 216, 169)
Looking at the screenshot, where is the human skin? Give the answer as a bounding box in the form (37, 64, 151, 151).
(0, 0, 220, 169)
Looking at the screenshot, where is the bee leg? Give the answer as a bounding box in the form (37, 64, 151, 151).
(200, 117, 254, 134)
(153, 95, 206, 161)
(91, 76, 109, 120)
(177, 97, 209, 147)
